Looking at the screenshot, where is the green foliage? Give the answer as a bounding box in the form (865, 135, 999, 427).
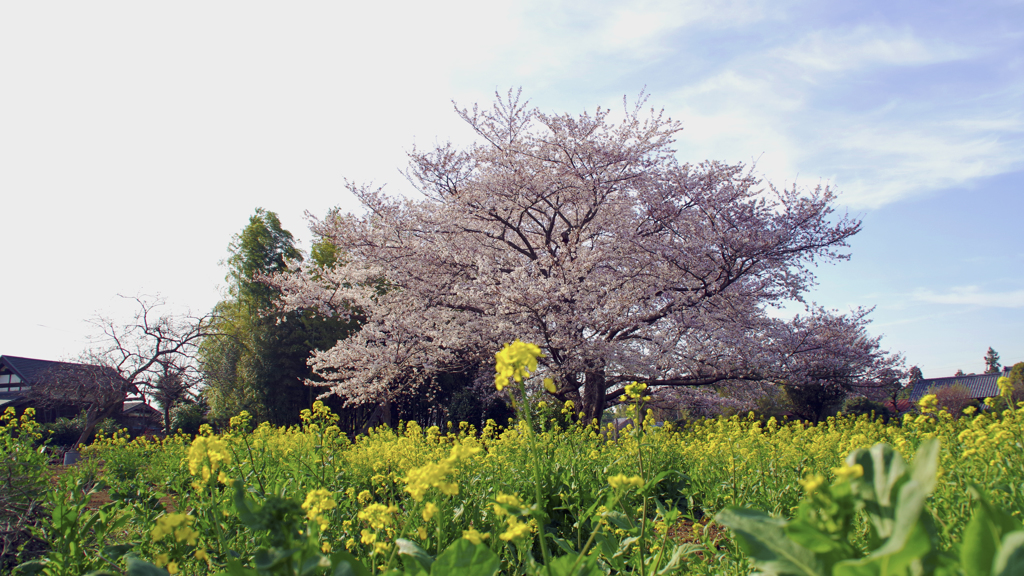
(42, 411, 119, 447)
(717, 439, 1024, 575)
(170, 398, 209, 436)
(840, 397, 891, 420)
(786, 383, 847, 423)
(1, 408, 51, 571)
(202, 208, 361, 426)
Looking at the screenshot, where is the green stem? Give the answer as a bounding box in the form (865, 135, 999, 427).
(635, 404, 647, 576)
(513, 382, 553, 576)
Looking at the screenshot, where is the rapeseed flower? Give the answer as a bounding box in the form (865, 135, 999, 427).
(499, 516, 531, 542)
(358, 502, 397, 530)
(608, 474, 644, 490)
(151, 513, 198, 545)
(832, 463, 864, 482)
(302, 488, 337, 530)
(187, 436, 231, 484)
(422, 502, 439, 522)
(495, 340, 543, 390)
(462, 528, 490, 544)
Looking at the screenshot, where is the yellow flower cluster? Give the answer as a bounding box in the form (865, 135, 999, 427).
(228, 410, 252, 432)
(832, 463, 864, 482)
(494, 340, 543, 390)
(607, 474, 644, 490)
(998, 376, 1014, 397)
(187, 435, 232, 485)
(623, 381, 648, 400)
(500, 517, 531, 542)
(1, 407, 42, 441)
(462, 527, 490, 544)
(151, 513, 198, 545)
(357, 502, 398, 530)
(403, 443, 480, 501)
(301, 488, 337, 531)
(422, 501, 439, 522)
(918, 394, 938, 414)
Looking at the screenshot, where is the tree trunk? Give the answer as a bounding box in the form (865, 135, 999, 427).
(163, 405, 172, 436)
(74, 402, 122, 448)
(581, 370, 606, 426)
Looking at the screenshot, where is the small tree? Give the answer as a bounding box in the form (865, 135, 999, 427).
(984, 347, 1001, 374)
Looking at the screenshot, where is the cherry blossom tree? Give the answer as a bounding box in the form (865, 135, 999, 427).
(271, 91, 900, 422)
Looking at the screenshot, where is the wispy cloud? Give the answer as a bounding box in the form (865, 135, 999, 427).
(774, 26, 973, 73)
(914, 286, 1024, 308)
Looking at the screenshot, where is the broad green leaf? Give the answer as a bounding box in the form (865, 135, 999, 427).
(126, 556, 170, 576)
(549, 535, 580, 556)
(101, 544, 134, 562)
(785, 519, 844, 554)
(431, 539, 500, 576)
(908, 439, 939, 498)
(993, 530, 1024, 576)
(656, 543, 702, 575)
(329, 550, 372, 576)
(300, 554, 332, 576)
(603, 511, 635, 532)
(13, 560, 48, 575)
(833, 519, 932, 576)
(960, 486, 1023, 576)
(715, 507, 823, 576)
(545, 552, 603, 576)
(254, 547, 302, 570)
(396, 538, 434, 572)
(847, 443, 909, 543)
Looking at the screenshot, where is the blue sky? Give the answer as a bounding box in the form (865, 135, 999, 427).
(1, 0, 1021, 377)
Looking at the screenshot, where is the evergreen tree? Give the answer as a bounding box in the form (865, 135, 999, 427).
(907, 366, 924, 383)
(984, 347, 1001, 374)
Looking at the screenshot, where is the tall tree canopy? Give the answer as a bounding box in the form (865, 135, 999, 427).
(201, 208, 360, 425)
(271, 92, 902, 422)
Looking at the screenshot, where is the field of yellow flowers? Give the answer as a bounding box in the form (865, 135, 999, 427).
(4, 345, 1024, 575)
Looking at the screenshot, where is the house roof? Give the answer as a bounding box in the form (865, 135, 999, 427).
(0, 355, 142, 411)
(1, 355, 137, 390)
(909, 373, 1002, 401)
(123, 400, 160, 416)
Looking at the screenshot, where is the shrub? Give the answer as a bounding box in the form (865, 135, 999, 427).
(1, 408, 49, 571)
(42, 412, 119, 447)
(841, 395, 891, 420)
(170, 401, 207, 436)
(929, 382, 975, 416)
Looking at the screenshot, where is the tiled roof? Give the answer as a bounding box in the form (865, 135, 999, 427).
(909, 373, 1001, 401)
(0, 355, 137, 394)
(1, 355, 83, 383)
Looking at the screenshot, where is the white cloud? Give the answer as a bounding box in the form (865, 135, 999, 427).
(826, 123, 1024, 208)
(914, 286, 1024, 308)
(775, 26, 972, 73)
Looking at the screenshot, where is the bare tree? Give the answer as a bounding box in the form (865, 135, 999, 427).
(32, 295, 215, 445)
